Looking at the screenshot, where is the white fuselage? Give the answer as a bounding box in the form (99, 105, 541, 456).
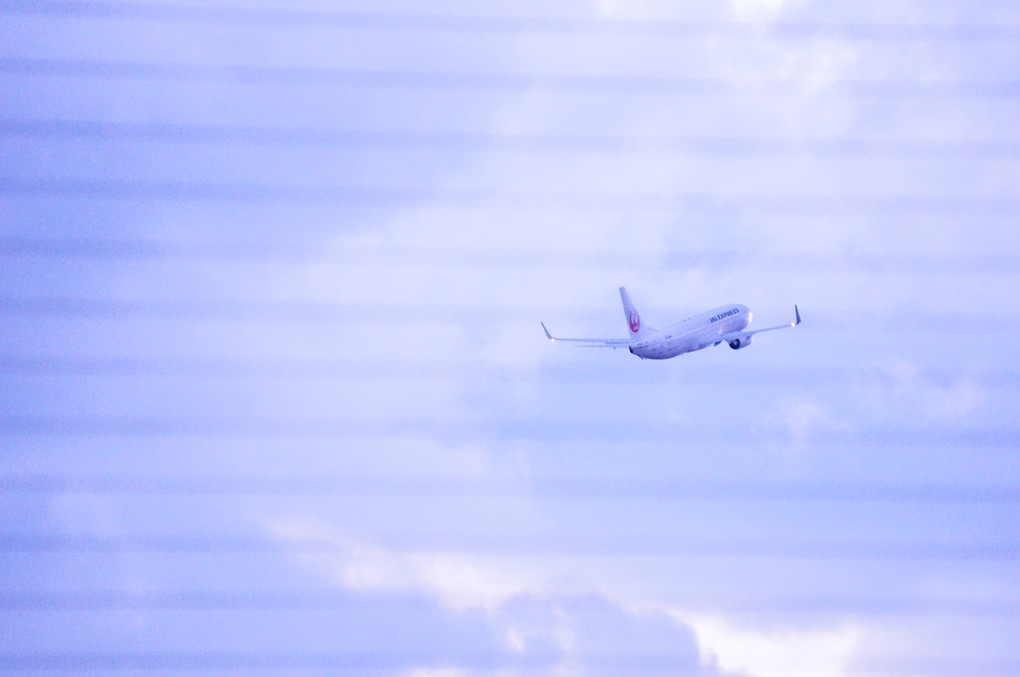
(629, 304, 751, 359)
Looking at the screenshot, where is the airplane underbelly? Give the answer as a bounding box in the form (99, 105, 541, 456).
(632, 337, 689, 359)
(633, 343, 670, 359)
(663, 338, 689, 358)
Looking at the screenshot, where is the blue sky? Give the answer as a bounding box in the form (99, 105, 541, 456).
(2, 1, 1020, 675)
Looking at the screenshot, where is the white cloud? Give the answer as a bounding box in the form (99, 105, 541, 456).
(675, 611, 864, 677)
(729, 0, 805, 21)
(859, 362, 987, 425)
(266, 523, 601, 670)
(243, 5, 1009, 673)
(403, 669, 468, 677)
(927, 377, 984, 421)
(269, 520, 880, 677)
(594, 0, 648, 18)
(268, 520, 549, 611)
(762, 397, 854, 458)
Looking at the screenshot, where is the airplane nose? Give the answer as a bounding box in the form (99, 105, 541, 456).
(628, 346, 635, 354)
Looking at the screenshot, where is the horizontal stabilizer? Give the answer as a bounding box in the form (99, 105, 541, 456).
(540, 322, 632, 348)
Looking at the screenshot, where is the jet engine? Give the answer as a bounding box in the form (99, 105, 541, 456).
(728, 336, 752, 350)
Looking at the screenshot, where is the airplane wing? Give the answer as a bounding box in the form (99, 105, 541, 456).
(718, 306, 801, 347)
(541, 322, 633, 349)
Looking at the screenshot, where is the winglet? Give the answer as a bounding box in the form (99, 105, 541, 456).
(541, 322, 555, 341)
(794, 305, 801, 326)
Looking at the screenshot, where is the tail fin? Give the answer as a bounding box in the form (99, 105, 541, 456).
(619, 287, 650, 340)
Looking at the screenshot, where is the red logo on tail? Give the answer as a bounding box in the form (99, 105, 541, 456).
(629, 310, 641, 333)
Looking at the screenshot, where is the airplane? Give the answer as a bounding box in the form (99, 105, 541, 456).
(541, 287, 800, 360)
